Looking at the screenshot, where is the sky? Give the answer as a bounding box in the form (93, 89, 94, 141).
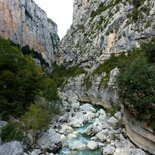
(33, 0, 74, 39)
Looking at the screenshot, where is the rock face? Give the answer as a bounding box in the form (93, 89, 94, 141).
(0, 141, 23, 155)
(57, 0, 155, 67)
(0, 0, 59, 66)
(123, 111, 155, 155)
(59, 68, 119, 108)
(56, 1, 155, 154)
(37, 128, 62, 153)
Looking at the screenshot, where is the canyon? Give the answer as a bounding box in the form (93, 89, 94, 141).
(0, 0, 155, 154)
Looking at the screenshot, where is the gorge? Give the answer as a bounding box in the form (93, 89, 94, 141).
(0, 0, 155, 155)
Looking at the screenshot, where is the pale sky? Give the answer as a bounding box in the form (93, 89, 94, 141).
(33, 0, 74, 39)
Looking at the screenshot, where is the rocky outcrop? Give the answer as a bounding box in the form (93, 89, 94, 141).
(55, 100, 146, 155)
(123, 111, 155, 155)
(56, 1, 155, 153)
(0, 141, 23, 155)
(0, 0, 59, 66)
(59, 68, 119, 108)
(37, 128, 62, 153)
(57, 0, 155, 67)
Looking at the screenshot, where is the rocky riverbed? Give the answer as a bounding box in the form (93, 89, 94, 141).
(0, 101, 148, 155)
(55, 102, 146, 155)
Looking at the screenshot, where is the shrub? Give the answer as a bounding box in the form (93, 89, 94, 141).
(140, 39, 155, 63)
(49, 63, 86, 89)
(40, 77, 58, 100)
(1, 121, 25, 142)
(22, 103, 50, 131)
(0, 37, 42, 119)
(83, 76, 92, 90)
(117, 57, 155, 128)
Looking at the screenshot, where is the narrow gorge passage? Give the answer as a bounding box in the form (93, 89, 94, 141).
(51, 102, 145, 155)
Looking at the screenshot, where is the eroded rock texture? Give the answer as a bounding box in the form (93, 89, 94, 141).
(0, 0, 60, 66)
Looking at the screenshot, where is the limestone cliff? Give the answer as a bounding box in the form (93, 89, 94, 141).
(0, 0, 59, 66)
(57, 0, 155, 108)
(57, 0, 155, 68)
(123, 111, 155, 155)
(57, 1, 155, 154)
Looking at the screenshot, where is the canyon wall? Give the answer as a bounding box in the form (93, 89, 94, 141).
(0, 0, 60, 66)
(57, 0, 155, 154)
(57, 0, 155, 67)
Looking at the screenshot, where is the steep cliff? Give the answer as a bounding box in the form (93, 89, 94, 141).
(57, 1, 155, 154)
(0, 0, 59, 66)
(57, 0, 155, 68)
(56, 0, 155, 110)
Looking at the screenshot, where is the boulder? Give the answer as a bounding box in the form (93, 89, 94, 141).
(98, 109, 107, 121)
(69, 112, 85, 127)
(59, 124, 74, 135)
(84, 111, 96, 122)
(96, 129, 109, 142)
(80, 103, 96, 112)
(60, 134, 66, 141)
(114, 112, 122, 121)
(37, 128, 62, 153)
(87, 141, 98, 150)
(0, 141, 23, 155)
(59, 112, 70, 123)
(83, 124, 99, 136)
(70, 141, 86, 150)
(107, 117, 119, 126)
(102, 145, 115, 155)
(96, 132, 107, 142)
(71, 101, 80, 110)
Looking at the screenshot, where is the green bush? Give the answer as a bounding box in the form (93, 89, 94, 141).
(22, 103, 50, 131)
(40, 77, 58, 100)
(1, 121, 25, 142)
(0, 37, 42, 119)
(140, 39, 155, 63)
(117, 57, 155, 128)
(49, 63, 86, 89)
(83, 76, 92, 90)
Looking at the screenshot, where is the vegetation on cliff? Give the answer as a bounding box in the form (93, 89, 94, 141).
(117, 39, 155, 130)
(92, 38, 155, 130)
(0, 36, 55, 142)
(0, 36, 86, 143)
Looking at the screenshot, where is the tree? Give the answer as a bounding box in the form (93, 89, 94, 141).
(22, 103, 50, 131)
(117, 57, 155, 127)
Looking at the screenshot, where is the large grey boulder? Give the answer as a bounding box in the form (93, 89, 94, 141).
(114, 112, 122, 121)
(37, 128, 62, 153)
(80, 103, 96, 112)
(71, 101, 80, 110)
(59, 124, 74, 135)
(96, 129, 109, 142)
(59, 112, 70, 123)
(107, 117, 119, 126)
(87, 141, 98, 150)
(69, 112, 85, 127)
(70, 141, 86, 150)
(83, 124, 99, 136)
(0, 141, 23, 155)
(102, 145, 115, 155)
